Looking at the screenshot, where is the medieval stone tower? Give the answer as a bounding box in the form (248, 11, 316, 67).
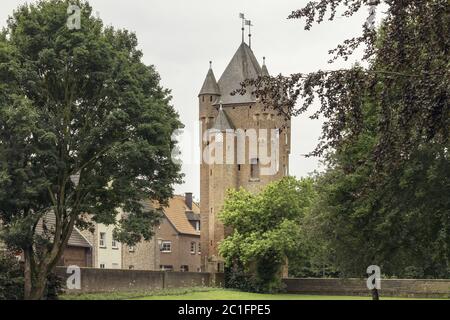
(198, 40, 291, 273)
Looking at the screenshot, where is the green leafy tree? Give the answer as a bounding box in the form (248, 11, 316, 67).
(312, 100, 449, 278)
(0, 0, 182, 299)
(236, 0, 449, 279)
(219, 177, 317, 292)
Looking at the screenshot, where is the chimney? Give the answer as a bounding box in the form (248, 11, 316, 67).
(185, 192, 193, 211)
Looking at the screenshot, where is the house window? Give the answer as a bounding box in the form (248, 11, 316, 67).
(129, 246, 135, 252)
(190, 242, 196, 254)
(250, 158, 260, 180)
(100, 263, 105, 269)
(160, 265, 173, 271)
(198, 242, 201, 254)
(181, 265, 189, 272)
(99, 232, 106, 248)
(161, 241, 172, 253)
(195, 221, 200, 232)
(112, 237, 118, 249)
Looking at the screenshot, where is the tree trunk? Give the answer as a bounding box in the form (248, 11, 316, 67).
(23, 215, 76, 300)
(28, 274, 48, 300)
(23, 247, 33, 300)
(23, 251, 49, 300)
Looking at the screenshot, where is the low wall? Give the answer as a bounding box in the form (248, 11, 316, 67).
(283, 278, 450, 298)
(55, 268, 448, 298)
(55, 267, 223, 294)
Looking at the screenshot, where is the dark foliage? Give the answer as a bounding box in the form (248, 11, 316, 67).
(0, 252, 24, 300)
(235, 0, 449, 278)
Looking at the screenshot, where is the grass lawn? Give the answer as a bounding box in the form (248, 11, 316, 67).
(135, 289, 438, 300)
(61, 287, 443, 300)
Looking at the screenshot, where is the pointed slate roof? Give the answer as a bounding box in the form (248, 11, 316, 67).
(261, 56, 270, 76)
(212, 108, 234, 131)
(199, 67, 221, 96)
(261, 63, 269, 76)
(217, 42, 262, 105)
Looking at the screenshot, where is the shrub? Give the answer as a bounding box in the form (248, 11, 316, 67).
(0, 251, 63, 300)
(45, 272, 64, 300)
(225, 260, 286, 294)
(0, 251, 24, 300)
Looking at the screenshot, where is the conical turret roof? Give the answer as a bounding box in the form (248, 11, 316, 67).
(199, 67, 221, 96)
(261, 61, 269, 76)
(212, 107, 234, 131)
(217, 42, 262, 105)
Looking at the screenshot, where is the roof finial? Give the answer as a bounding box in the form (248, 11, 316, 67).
(209, 61, 212, 69)
(219, 99, 223, 110)
(263, 56, 266, 65)
(239, 13, 245, 43)
(245, 19, 253, 48)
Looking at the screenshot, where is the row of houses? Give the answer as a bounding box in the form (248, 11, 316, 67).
(39, 193, 202, 272)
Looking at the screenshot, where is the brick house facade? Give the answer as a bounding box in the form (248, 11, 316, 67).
(122, 193, 201, 272)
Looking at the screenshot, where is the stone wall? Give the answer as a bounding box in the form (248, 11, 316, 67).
(283, 278, 450, 298)
(56, 267, 222, 294)
(55, 268, 448, 298)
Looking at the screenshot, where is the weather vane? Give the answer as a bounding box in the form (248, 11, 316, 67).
(239, 13, 245, 43)
(245, 19, 254, 48)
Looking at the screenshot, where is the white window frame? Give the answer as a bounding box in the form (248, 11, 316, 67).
(190, 242, 196, 254)
(100, 263, 106, 269)
(195, 221, 200, 232)
(180, 265, 189, 272)
(198, 242, 201, 255)
(160, 265, 173, 271)
(161, 241, 172, 253)
(99, 232, 106, 248)
(112, 237, 118, 249)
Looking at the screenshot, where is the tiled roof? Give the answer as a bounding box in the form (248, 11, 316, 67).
(35, 212, 92, 248)
(145, 195, 200, 236)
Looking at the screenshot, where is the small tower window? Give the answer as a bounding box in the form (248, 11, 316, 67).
(202, 96, 205, 102)
(250, 158, 260, 180)
(210, 96, 213, 102)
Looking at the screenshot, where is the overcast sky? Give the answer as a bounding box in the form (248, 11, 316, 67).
(1, 0, 371, 199)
